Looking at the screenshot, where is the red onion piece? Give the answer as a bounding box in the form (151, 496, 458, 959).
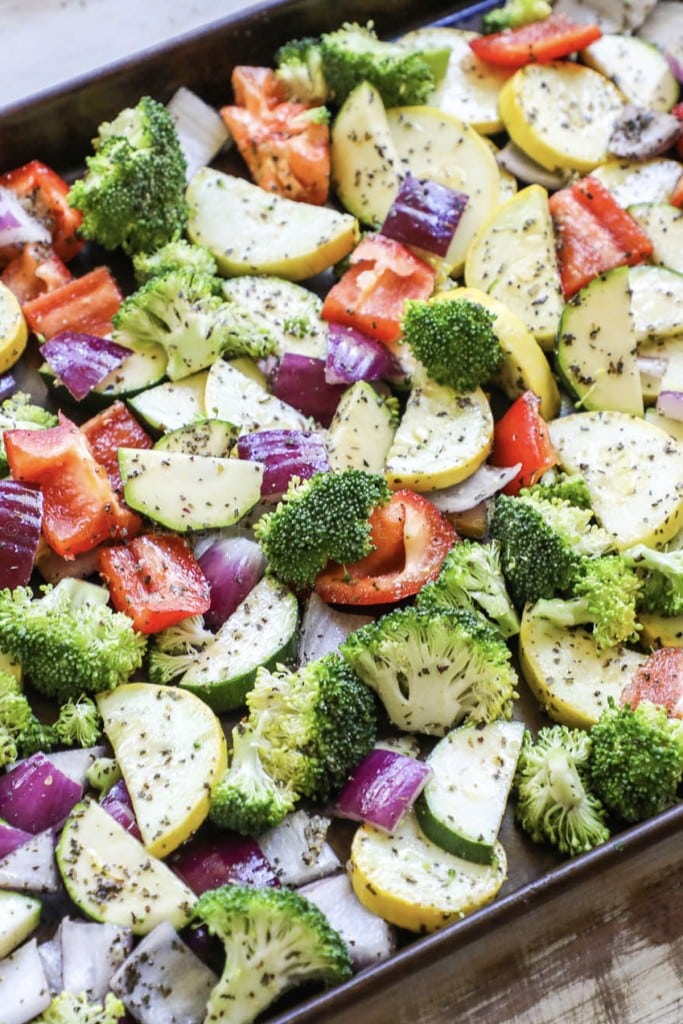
(333, 748, 431, 832)
(0, 480, 43, 589)
(270, 353, 347, 427)
(0, 186, 51, 247)
(197, 536, 266, 630)
(0, 372, 17, 402)
(0, 819, 32, 859)
(170, 832, 279, 894)
(380, 174, 468, 257)
(656, 390, 683, 422)
(0, 753, 83, 833)
(664, 50, 683, 85)
(236, 429, 330, 501)
(324, 322, 403, 385)
(101, 778, 141, 840)
(40, 331, 131, 401)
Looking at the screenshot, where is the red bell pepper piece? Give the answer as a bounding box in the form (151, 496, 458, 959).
(490, 390, 559, 496)
(0, 160, 84, 263)
(469, 13, 602, 69)
(80, 401, 154, 501)
(314, 489, 456, 605)
(671, 171, 683, 210)
(21, 265, 123, 340)
(98, 533, 211, 633)
(321, 234, 436, 346)
(549, 175, 654, 299)
(621, 647, 683, 719)
(4, 412, 140, 558)
(0, 242, 72, 304)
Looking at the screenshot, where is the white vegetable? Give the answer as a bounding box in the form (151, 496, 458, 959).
(167, 86, 231, 181)
(60, 919, 133, 1000)
(0, 939, 52, 1024)
(299, 872, 396, 969)
(258, 811, 341, 887)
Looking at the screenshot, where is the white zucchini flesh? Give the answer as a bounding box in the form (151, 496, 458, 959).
(220, 275, 327, 360)
(548, 409, 683, 549)
(637, 1, 683, 74)
(326, 380, 397, 475)
(0, 938, 52, 1024)
(554, 0, 658, 33)
(581, 34, 679, 112)
(628, 265, 683, 343)
(349, 812, 507, 934)
(110, 920, 218, 1024)
(0, 891, 41, 960)
(56, 798, 195, 935)
(415, 720, 525, 864)
(205, 357, 313, 434)
(628, 203, 683, 275)
(127, 370, 209, 434)
(592, 158, 683, 208)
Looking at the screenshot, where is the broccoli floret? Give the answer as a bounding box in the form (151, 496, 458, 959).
(401, 298, 504, 394)
(194, 882, 352, 1024)
(33, 991, 125, 1024)
(0, 670, 95, 762)
(147, 614, 214, 686)
(132, 238, 218, 284)
(482, 0, 552, 34)
(68, 95, 188, 256)
(520, 470, 593, 509)
(416, 538, 520, 638)
(319, 22, 447, 108)
(530, 554, 643, 652)
(253, 469, 390, 590)
(514, 725, 610, 856)
(340, 605, 518, 736)
(113, 269, 278, 381)
(621, 543, 683, 618)
(489, 493, 614, 608)
(275, 37, 329, 104)
(0, 669, 36, 766)
(0, 579, 147, 701)
(589, 698, 683, 823)
(0, 391, 58, 476)
(53, 695, 103, 748)
(210, 719, 297, 835)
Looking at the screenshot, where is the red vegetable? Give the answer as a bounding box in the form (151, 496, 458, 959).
(671, 169, 683, 208)
(1, 242, 72, 304)
(0, 160, 84, 263)
(22, 265, 123, 340)
(0, 753, 82, 834)
(549, 175, 654, 299)
(314, 489, 456, 605)
(236, 429, 330, 501)
(98, 532, 211, 634)
(0, 820, 32, 859)
(171, 832, 279, 894)
(380, 173, 468, 257)
(40, 331, 131, 401)
(4, 412, 141, 559)
(100, 778, 141, 839)
(0, 479, 43, 589)
(324, 322, 402, 385)
(321, 234, 436, 346)
(621, 647, 683, 719)
(270, 353, 346, 427)
(197, 536, 266, 630)
(490, 390, 559, 495)
(469, 13, 602, 69)
(80, 400, 154, 502)
(0, 187, 51, 256)
(333, 747, 431, 831)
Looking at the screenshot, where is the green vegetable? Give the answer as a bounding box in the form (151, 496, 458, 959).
(401, 298, 504, 394)
(194, 883, 352, 1024)
(520, 470, 593, 509)
(482, 0, 552, 34)
(68, 95, 188, 255)
(112, 269, 278, 381)
(416, 538, 520, 638)
(530, 554, 642, 652)
(589, 699, 683, 823)
(210, 653, 377, 834)
(489, 492, 613, 608)
(147, 614, 214, 686)
(340, 605, 518, 736)
(0, 579, 147, 701)
(621, 542, 683, 618)
(33, 991, 125, 1024)
(253, 468, 391, 590)
(0, 672, 103, 763)
(132, 238, 219, 283)
(85, 755, 122, 797)
(53, 695, 103, 749)
(0, 391, 58, 476)
(514, 725, 610, 856)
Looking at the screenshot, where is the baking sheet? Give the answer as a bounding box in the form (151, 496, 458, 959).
(2, 2, 682, 1022)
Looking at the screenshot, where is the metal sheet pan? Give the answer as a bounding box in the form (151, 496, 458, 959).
(2, 2, 682, 1022)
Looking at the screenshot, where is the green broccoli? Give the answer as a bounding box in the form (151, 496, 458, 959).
(621, 542, 683, 618)
(147, 614, 214, 686)
(400, 298, 504, 394)
(514, 725, 610, 856)
(53, 695, 103, 748)
(0, 671, 103, 763)
(209, 719, 297, 835)
(68, 95, 188, 256)
(589, 698, 683, 823)
(33, 991, 125, 1024)
(112, 268, 278, 381)
(0, 391, 58, 476)
(193, 883, 352, 1024)
(132, 238, 218, 284)
(210, 653, 377, 834)
(0, 669, 40, 766)
(277, 22, 448, 108)
(520, 470, 593, 509)
(0, 579, 147, 701)
(253, 469, 391, 590)
(340, 605, 518, 736)
(489, 492, 614, 608)
(530, 554, 643, 652)
(416, 538, 520, 638)
(482, 0, 552, 34)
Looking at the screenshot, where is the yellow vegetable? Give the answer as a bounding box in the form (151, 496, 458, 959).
(0, 281, 28, 375)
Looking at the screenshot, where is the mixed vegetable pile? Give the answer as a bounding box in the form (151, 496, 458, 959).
(1, 0, 683, 1021)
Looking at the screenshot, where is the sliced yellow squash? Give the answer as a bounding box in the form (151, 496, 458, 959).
(0, 282, 28, 375)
